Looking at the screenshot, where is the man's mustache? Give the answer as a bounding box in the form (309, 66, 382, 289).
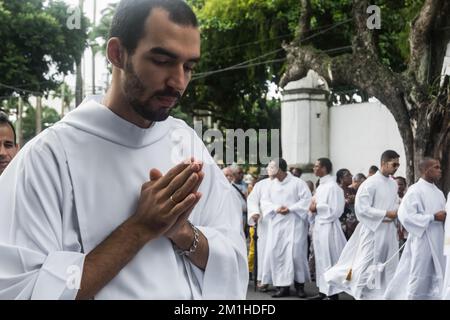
(153, 89, 182, 100)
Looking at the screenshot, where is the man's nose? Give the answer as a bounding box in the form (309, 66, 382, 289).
(167, 64, 187, 91)
(0, 144, 6, 156)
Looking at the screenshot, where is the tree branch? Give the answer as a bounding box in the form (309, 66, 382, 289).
(352, 0, 378, 57)
(408, 0, 441, 85)
(295, 0, 312, 44)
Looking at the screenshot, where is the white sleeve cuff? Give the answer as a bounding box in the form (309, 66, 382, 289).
(31, 251, 85, 300)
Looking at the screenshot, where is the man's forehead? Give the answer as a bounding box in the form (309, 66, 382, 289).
(0, 124, 14, 140)
(139, 8, 200, 58)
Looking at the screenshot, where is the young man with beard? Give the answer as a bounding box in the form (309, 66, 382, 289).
(0, 0, 247, 300)
(325, 150, 401, 300)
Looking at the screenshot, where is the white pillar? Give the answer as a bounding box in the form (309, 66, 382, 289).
(281, 70, 329, 178)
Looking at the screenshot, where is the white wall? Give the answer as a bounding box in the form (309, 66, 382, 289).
(329, 101, 406, 178)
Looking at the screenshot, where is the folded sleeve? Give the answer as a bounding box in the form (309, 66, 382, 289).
(355, 181, 386, 232)
(288, 180, 312, 221)
(0, 129, 85, 300)
(398, 189, 433, 238)
(315, 186, 345, 224)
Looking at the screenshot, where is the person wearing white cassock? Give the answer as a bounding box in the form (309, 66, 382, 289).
(442, 193, 450, 299)
(307, 158, 347, 300)
(0, 0, 247, 300)
(324, 150, 401, 300)
(384, 158, 446, 300)
(247, 174, 274, 291)
(261, 158, 312, 298)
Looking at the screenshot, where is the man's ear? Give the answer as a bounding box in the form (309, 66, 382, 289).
(107, 37, 125, 69)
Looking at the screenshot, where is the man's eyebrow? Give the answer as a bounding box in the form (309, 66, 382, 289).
(149, 47, 200, 63)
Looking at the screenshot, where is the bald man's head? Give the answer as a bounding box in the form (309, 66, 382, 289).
(222, 167, 234, 183)
(419, 157, 441, 183)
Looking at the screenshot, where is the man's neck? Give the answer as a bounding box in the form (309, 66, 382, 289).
(103, 81, 152, 129)
(380, 169, 390, 177)
(422, 176, 435, 184)
(277, 172, 287, 182)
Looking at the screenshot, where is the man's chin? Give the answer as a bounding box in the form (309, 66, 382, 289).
(134, 105, 171, 122)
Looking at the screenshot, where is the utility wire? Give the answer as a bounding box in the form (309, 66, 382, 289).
(192, 19, 353, 80)
(210, 18, 352, 54)
(192, 45, 353, 81)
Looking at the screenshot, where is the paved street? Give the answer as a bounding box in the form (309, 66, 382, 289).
(246, 281, 353, 300)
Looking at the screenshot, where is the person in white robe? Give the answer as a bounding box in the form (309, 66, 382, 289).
(247, 174, 273, 290)
(0, 1, 247, 300)
(384, 158, 446, 300)
(324, 150, 401, 300)
(308, 158, 347, 300)
(261, 158, 312, 298)
(442, 192, 450, 299)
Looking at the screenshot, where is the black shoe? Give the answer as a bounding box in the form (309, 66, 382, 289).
(257, 284, 269, 292)
(324, 294, 339, 300)
(306, 293, 327, 300)
(294, 282, 307, 298)
(271, 286, 290, 298)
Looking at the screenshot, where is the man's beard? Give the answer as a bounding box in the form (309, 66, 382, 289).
(123, 60, 181, 122)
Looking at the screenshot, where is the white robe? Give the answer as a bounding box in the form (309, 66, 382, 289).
(443, 192, 450, 299)
(324, 171, 399, 299)
(262, 174, 312, 286)
(247, 178, 272, 284)
(0, 96, 248, 300)
(384, 179, 446, 300)
(311, 175, 347, 296)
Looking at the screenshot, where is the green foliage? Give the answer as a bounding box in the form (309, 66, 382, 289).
(183, 0, 297, 133)
(92, 3, 117, 55)
(373, 0, 425, 72)
(0, 0, 88, 97)
(1, 98, 60, 145)
(22, 103, 60, 144)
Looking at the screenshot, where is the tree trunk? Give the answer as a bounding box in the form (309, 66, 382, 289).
(280, 0, 450, 194)
(35, 96, 42, 135)
(75, 0, 84, 107)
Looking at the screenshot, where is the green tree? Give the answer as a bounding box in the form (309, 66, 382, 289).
(282, 0, 450, 192)
(22, 104, 60, 144)
(0, 0, 88, 97)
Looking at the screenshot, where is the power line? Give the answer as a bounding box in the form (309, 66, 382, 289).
(191, 58, 286, 82)
(191, 45, 352, 81)
(192, 19, 353, 80)
(0, 82, 42, 95)
(209, 18, 352, 54)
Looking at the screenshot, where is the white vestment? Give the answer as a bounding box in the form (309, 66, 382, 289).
(311, 175, 347, 296)
(0, 96, 248, 300)
(247, 178, 272, 284)
(384, 179, 446, 300)
(324, 171, 399, 299)
(443, 193, 450, 299)
(262, 174, 312, 286)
